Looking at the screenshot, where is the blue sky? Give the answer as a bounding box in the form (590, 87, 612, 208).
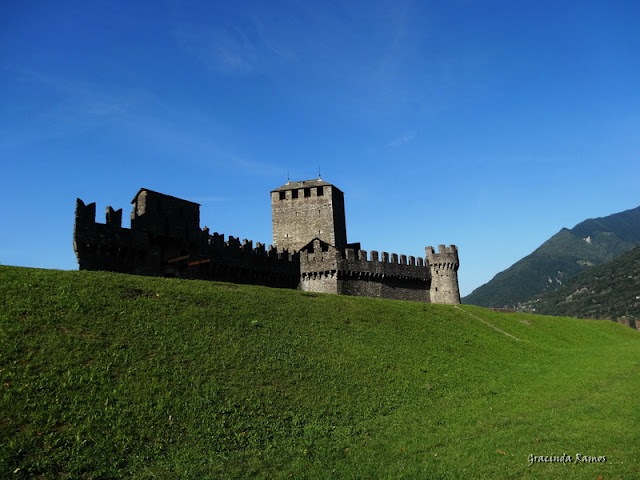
(2, 0, 639, 297)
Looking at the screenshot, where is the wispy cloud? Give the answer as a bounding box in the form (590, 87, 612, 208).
(376, 0, 413, 73)
(174, 23, 255, 74)
(386, 132, 415, 148)
(172, 19, 293, 75)
(251, 15, 297, 62)
(2, 66, 281, 177)
(117, 107, 283, 177)
(0, 66, 133, 148)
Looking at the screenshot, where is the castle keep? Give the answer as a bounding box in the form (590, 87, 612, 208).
(272, 179, 349, 252)
(73, 179, 460, 304)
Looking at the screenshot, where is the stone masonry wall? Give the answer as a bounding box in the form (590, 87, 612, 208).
(74, 195, 299, 288)
(74, 199, 152, 274)
(271, 179, 347, 251)
(75, 184, 461, 305)
(426, 245, 461, 305)
(300, 244, 431, 302)
(299, 245, 341, 294)
(190, 233, 299, 288)
(130, 189, 200, 241)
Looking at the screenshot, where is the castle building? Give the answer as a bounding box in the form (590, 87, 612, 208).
(271, 179, 350, 251)
(73, 179, 460, 304)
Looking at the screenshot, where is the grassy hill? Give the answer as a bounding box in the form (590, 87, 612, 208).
(521, 245, 640, 325)
(1, 266, 639, 479)
(463, 206, 640, 308)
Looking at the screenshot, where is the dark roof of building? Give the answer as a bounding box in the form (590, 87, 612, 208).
(131, 188, 200, 206)
(271, 178, 341, 193)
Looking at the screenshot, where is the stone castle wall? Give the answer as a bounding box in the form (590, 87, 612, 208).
(130, 189, 201, 241)
(74, 184, 461, 304)
(271, 179, 347, 251)
(74, 199, 151, 275)
(192, 233, 299, 288)
(74, 195, 299, 288)
(299, 241, 431, 302)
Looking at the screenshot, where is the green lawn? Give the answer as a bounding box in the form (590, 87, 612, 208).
(1, 266, 639, 479)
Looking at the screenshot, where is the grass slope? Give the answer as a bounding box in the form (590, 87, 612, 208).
(521, 245, 640, 323)
(464, 206, 640, 308)
(1, 266, 639, 479)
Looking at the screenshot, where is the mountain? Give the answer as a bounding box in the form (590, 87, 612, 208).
(463, 206, 640, 308)
(520, 245, 640, 325)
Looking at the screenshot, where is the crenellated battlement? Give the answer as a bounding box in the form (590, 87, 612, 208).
(425, 244, 460, 270)
(426, 245, 461, 304)
(300, 242, 430, 283)
(204, 232, 297, 264)
(271, 178, 347, 251)
(73, 198, 144, 273)
(74, 192, 300, 287)
(341, 247, 426, 266)
(74, 199, 123, 229)
(300, 244, 426, 266)
(75, 199, 96, 223)
(315, 250, 423, 267)
(298, 242, 431, 301)
(74, 182, 460, 304)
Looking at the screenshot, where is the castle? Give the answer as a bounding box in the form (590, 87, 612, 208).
(73, 179, 460, 304)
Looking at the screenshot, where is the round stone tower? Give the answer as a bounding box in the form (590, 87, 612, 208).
(426, 245, 461, 304)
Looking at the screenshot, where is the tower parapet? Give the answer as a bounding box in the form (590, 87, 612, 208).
(426, 245, 460, 304)
(299, 240, 431, 301)
(271, 179, 347, 251)
(73, 198, 146, 273)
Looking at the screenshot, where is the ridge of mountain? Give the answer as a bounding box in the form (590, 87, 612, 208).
(520, 245, 640, 326)
(463, 206, 640, 308)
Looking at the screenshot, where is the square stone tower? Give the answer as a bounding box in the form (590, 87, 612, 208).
(271, 179, 347, 251)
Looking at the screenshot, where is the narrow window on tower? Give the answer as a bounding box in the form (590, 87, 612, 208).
(317, 186, 324, 196)
(304, 187, 311, 197)
(279, 191, 286, 200)
(292, 189, 299, 199)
